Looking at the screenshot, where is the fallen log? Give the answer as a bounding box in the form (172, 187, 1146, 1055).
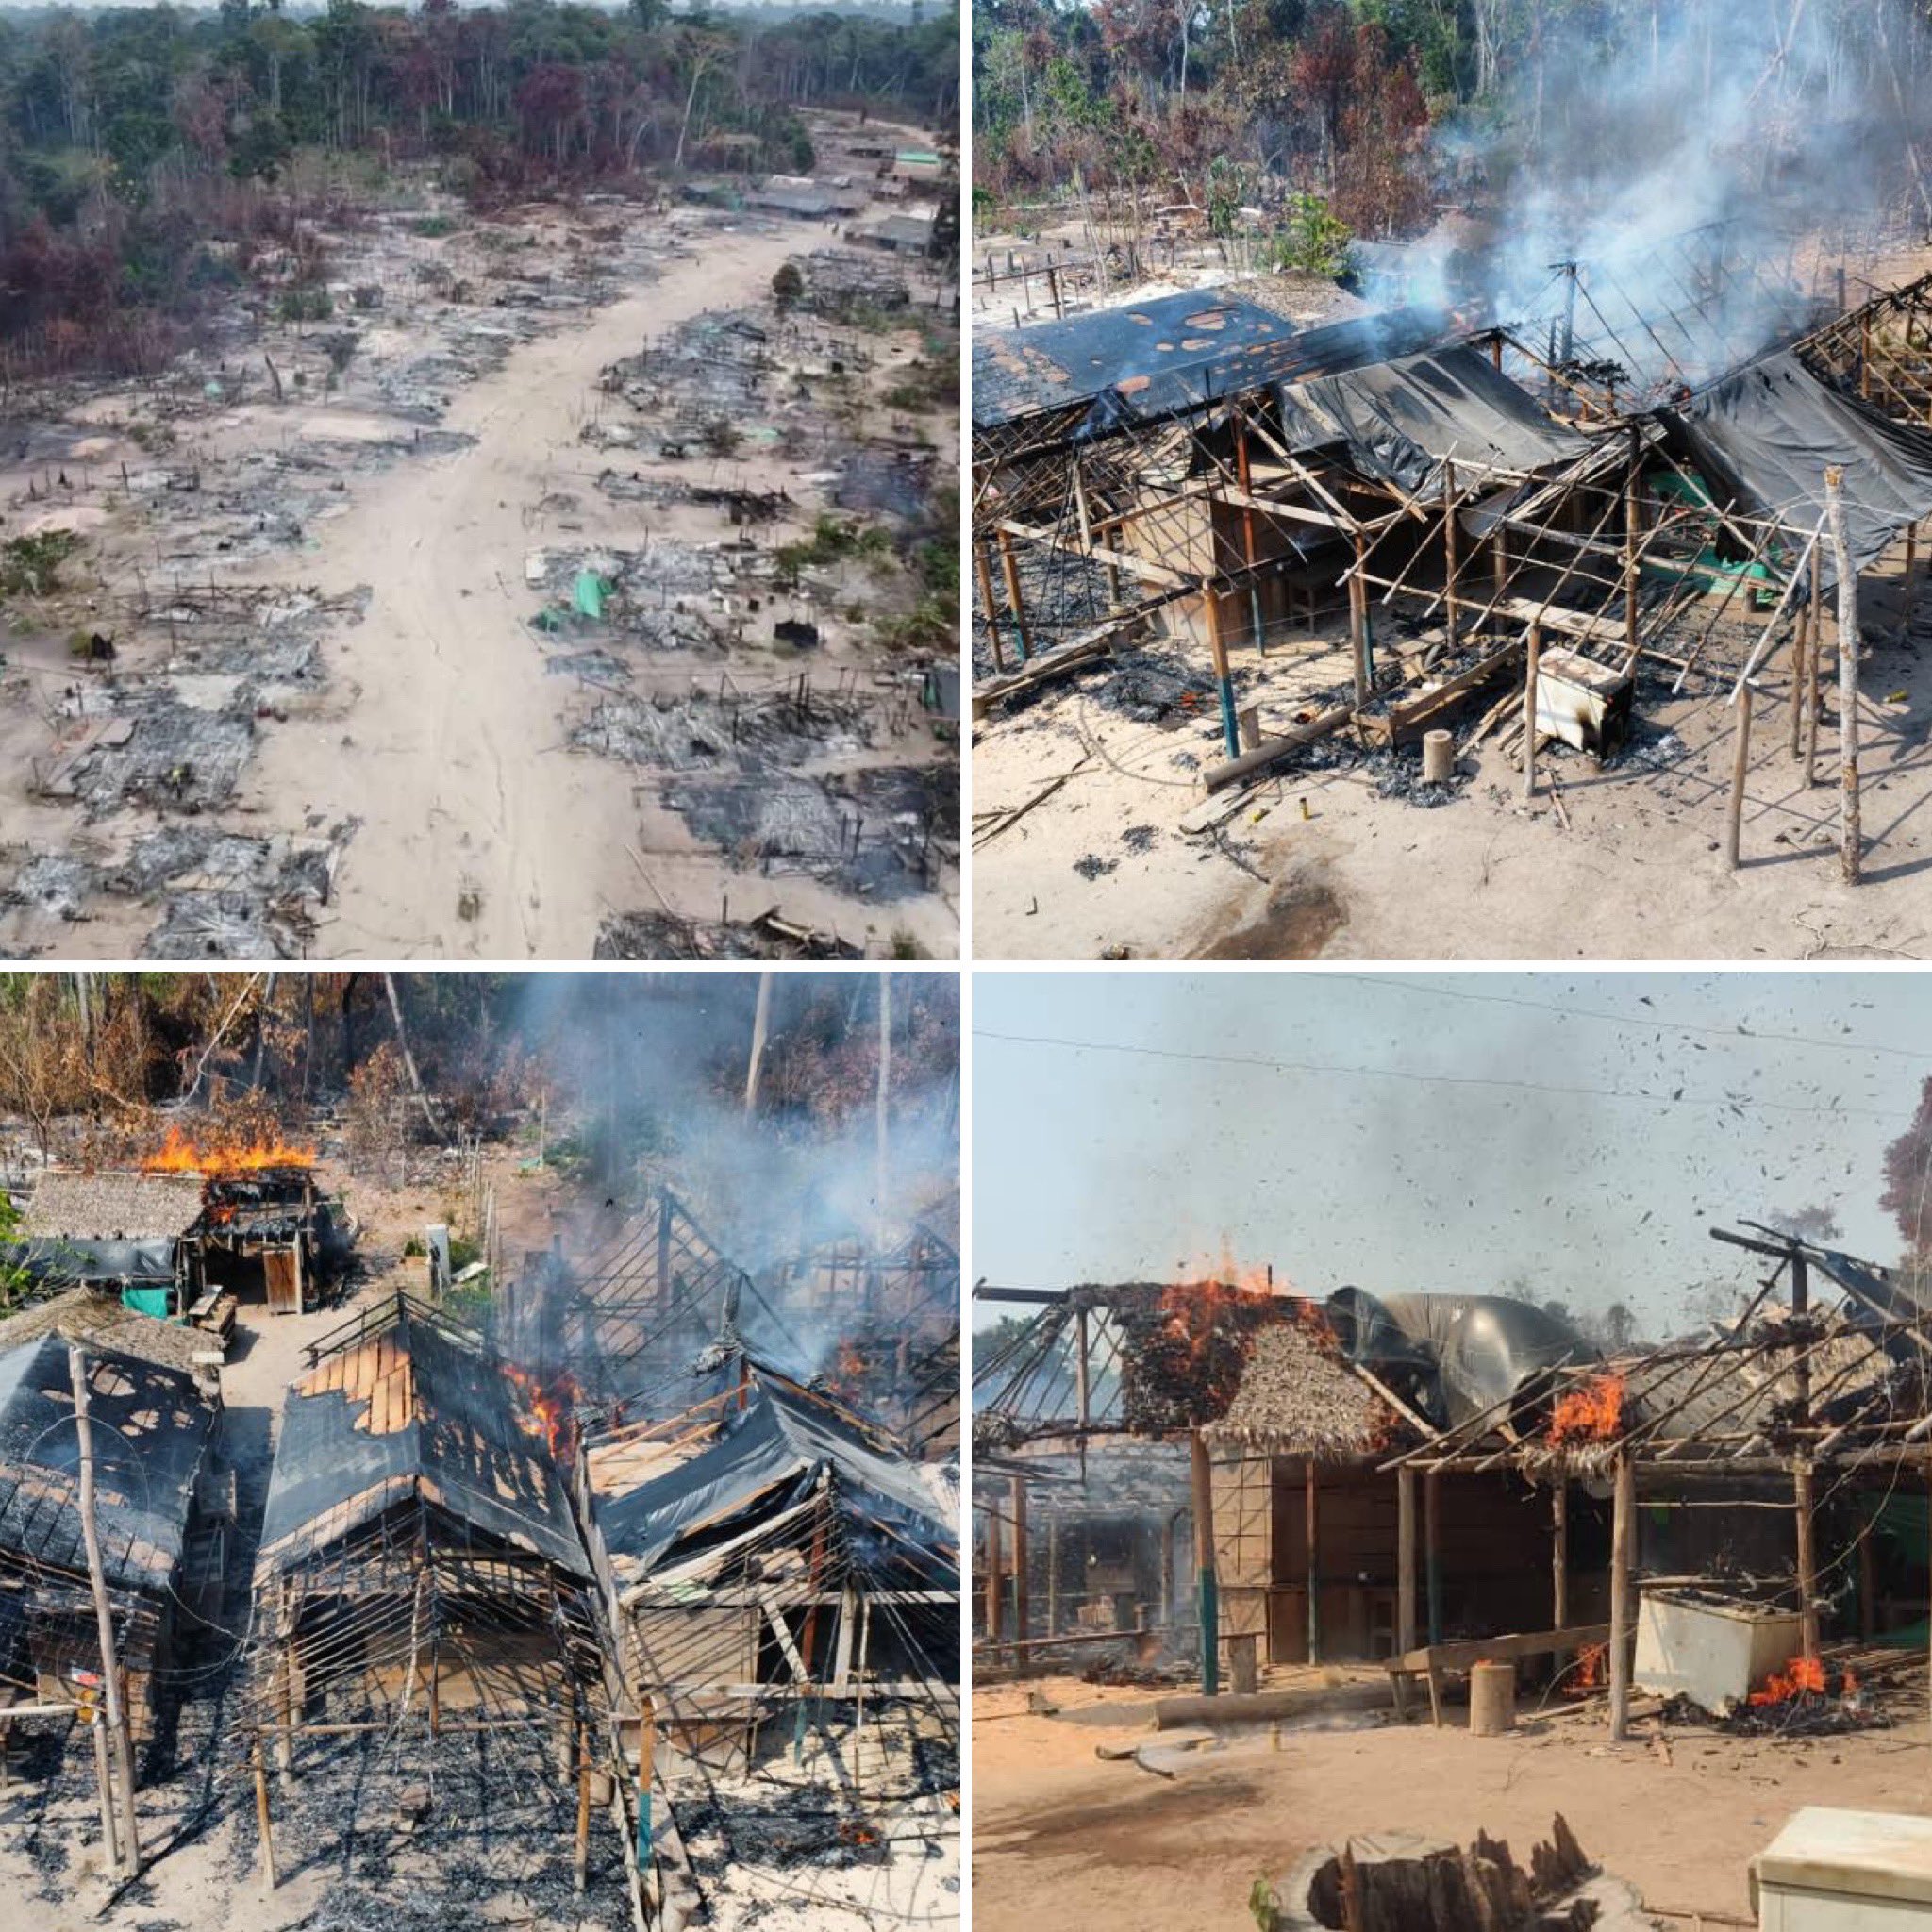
(1201, 702, 1357, 795)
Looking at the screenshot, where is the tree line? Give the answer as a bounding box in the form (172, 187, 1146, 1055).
(0, 0, 958, 369)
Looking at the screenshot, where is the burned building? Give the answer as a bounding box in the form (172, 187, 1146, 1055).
(13, 1170, 208, 1313)
(0, 1324, 219, 1752)
(579, 1360, 958, 1928)
(247, 1292, 607, 1773)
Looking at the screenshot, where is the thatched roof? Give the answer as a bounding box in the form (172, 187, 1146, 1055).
(21, 1171, 205, 1241)
(1202, 1321, 1395, 1458)
(0, 1287, 215, 1377)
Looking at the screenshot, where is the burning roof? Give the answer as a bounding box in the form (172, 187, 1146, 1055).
(1202, 1319, 1396, 1458)
(258, 1294, 589, 1581)
(141, 1121, 316, 1176)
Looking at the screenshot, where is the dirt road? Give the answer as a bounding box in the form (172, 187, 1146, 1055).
(237, 225, 822, 959)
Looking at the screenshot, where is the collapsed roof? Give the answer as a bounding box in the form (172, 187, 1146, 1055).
(0, 1333, 215, 1591)
(599, 1375, 952, 1583)
(0, 1286, 217, 1378)
(258, 1296, 588, 1580)
(1275, 342, 1592, 491)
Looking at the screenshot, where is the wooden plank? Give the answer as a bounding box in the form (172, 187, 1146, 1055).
(1386, 1622, 1609, 1675)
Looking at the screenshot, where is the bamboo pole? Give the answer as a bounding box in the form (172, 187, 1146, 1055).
(1609, 1451, 1635, 1742)
(1825, 465, 1862, 881)
(995, 528, 1033, 664)
(1010, 1474, 1030, 1667)
(1725, 682, 1754, 871)
(974, 542, 1008, 675)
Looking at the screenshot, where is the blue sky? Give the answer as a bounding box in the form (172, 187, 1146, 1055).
(972, 972, 1932, 1331)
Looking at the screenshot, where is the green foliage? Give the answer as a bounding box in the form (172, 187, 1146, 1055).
(0, 530, 82, 598)
(0, 1191, 26, 1307)
(275, 285, 335, 323)
(410, 213, 459, 238)
(1249, 1876, 1281, 1932)
(771, 259, 805, 315)
(1267, 192, 1352, 275)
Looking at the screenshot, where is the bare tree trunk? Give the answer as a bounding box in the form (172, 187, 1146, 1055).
(382, 974, 441, 1132)
(874, 974, 891, 1249)
(744, 972, 773, 1117)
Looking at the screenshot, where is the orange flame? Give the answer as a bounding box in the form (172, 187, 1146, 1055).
(1569, 1641, 1606, 1690)
(505, 1363, 579, 1460)
(1748, 1655, 1827, 1706)
(142, 1122, 315, 1176)
(1548, 1373, 1626, 1446)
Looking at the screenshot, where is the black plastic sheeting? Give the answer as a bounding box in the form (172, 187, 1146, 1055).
(973, 292, 1457, 439)
(1326, 1288, 1597, 1430)
(599, 1381, 946, 1574)
(0, 1333, 213, 1589)
(1668, 350, 1932, 580)
(259, 1307, 589, 1578)
(1, 1237, 176, 1288)
(1274, 344, 1590, 492)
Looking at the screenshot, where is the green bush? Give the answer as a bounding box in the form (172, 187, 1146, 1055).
(276, 285, 334, 323)
(0, 530, 82, 598)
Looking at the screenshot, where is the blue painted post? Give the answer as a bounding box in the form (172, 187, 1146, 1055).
(1205, 591, 1240, 759)
(1191, 1431, 1220, 1695)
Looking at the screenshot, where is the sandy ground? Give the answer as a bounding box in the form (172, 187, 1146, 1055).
(972, 1673, 1932, 1930)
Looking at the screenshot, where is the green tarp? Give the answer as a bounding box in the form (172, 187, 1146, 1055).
(573, 570, 609, 619)
(121, 1284, 172, 1318)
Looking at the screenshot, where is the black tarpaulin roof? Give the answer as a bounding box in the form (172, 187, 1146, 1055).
(1274, 343, 1591, 492)
(258, 1303, 588, 1579)
(973, 290, 1457, 436)
(0, 1333, 214, 1591)
(599, 1380, 945, 1573)
(1670, 349, 1932, 576)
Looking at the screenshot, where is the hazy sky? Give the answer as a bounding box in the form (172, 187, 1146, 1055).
(972, 972, 1932, 1331)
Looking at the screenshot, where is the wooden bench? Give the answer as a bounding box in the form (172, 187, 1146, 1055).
(1385, 1623, 1610, 1727)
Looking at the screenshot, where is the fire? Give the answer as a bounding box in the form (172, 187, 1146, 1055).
(1749, 1655, 1828, 1707)
(1548, 1373, 1626, 1446)
(505, 1363, 580, 1460)
(837, 1820, 880, 1848)
(142, 1121, 314, 1176)
(1568, 1642, 1606, 1690)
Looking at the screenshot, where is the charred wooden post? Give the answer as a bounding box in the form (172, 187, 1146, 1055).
(254, 1734, 277, 1890)
(1442, 460, 1461, 658)
(1552, 1475, 1569, 1631)
(1191, 1431, 1219, 1696)
(1159, 1511, 1175, 1627)
(1424, 1471, 1442, 1647)
(1725, 683, 1754, 872)
(1396, 1467, 1417, 1657)
(1825, 465, 1862, 881)
(974, 543, 1008, 674)
(1046, 1517, 1059, 1638)
(1624, 431, 1642, 658)
(995, 528, 1034, 665)
(574, 1714, 591, 1893)
(1795, 1457, 1820, 1658)
(1349, 533, 1373, 703)
(1010, 1474, 1031, 1666)
(1609, 1452, 1635, 1741)
(1237, 412, 1263, 652)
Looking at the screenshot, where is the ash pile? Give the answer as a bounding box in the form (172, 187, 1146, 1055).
(572, 684, 875, 771)
(593, 906, 862, 960)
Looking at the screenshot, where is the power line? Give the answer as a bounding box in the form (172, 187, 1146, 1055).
(971, 1028, 1906, 1120)
(1328, 974, 1932, 1066)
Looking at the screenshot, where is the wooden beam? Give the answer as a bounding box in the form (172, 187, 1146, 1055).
(994, 517, 1189, 591)
(1795, 1457, 1820, 1657)
(1396, 1467, 1417, 1657)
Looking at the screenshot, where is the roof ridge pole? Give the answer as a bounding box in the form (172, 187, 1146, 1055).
(70, 1343, 141, 1877)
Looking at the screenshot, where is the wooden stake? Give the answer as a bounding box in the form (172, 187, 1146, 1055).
(254, 1736, 277, 1890)
(1395, 1467, 1417, 1657)
(1725, 682, 1754, 871)
(1824, 465, 1862, 881)
(995, 528, 1034, 663)
(1609, 1451, 1635, 1742)
(974, 543, 1008, 675)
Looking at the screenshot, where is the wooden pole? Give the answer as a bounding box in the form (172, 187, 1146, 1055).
(1624, 431, 1642, 658)
(1725, 681, 1754, 871)
(1306, 1458, 1321, 1664)
(1046, 1517, 1060, 1637)
(1424, 1470, 1442, 1646)
(254, 1736, 277, 1890)
(1790, 597, 1809, 758)
(974, 542, 1008, 674)
(1904, 523, 1921, 643)
(1442, 459, 1461, 658)
(1191, 1431, 1219, 1695)
(995, 528, 1034, 664)
(982, 1504, 1002, 1651)
(1523, 622, 1543, 802)
(1609, 1450, 1635, 1741)
(1010, 1474, 1030, 1666)
(1806, 561, 1823, 785)
(1824, 464, 1862, 881)
(1552, 1476, 1569, 1629)
(71, 1346, 139, 1875)
(574, 1716, 591, 1893)
(1159, 1513, 1175, 1628)
(874, 973, 891, 1251)
(1350, 532, 1373, 702)
(1795, 1457, 1820, 1658)
(1396, 1468, 1417, 1657)
(1074, 1308, 1091, 1429)
(1237, 413, 1263, 652)
(90, 1714, 119, 1876)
